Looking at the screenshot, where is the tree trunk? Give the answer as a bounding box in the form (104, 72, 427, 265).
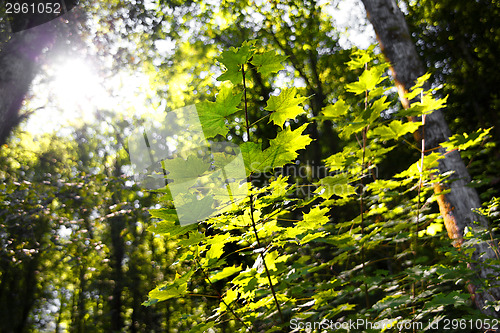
(109, 158, 126, 332)
(0, 23, 56, 146)
(109, 214, 125, 332)
(360, 0, 500, 318)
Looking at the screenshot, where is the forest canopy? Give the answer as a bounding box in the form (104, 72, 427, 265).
(1, 0, 500, 332)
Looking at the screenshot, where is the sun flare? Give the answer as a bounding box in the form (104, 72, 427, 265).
(25, 56, 152, 134)
(50, 59, 106, 116)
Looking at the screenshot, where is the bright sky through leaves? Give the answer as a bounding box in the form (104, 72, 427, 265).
(24, 57, 151, 135)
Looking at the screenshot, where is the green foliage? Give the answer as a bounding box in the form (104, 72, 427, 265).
(241, 124, 312, 175)
(265, 88, 308, 129)
(402, 0, 500, 200)
(147, 269, 195, 303)
(250, 50, 288, 77)
(440, 128, 492, 152)
(197, 86, 243, 138)
(143, 43, 496, 332)
(217, 40, 256, 84)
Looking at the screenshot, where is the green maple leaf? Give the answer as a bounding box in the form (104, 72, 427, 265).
(269, 123, 312, 160)
(217, 40, 255, 84)
(240, 124, 311, 175)
(147, 219, 198, 237)
(296, 206, 329, 234)
(424, 291, 468, 310)
(370, 120, 421, 140)
(440, 128, 491, 152)
(372, 294, 411, 311)
(198, 86, 242, 138)
(324, 151, 358, 172)
(174, 192, 216, 225)
(346, 47, 375, 69)
(209, 265, 242, 283)
(149, 208, 178, 222)
(206, 233, 234, 261)
(265, 88, 308, 128)
(314, 174, 356, 199)
(416, 93, 448, 114)
(394, 152, 442, 178)
(405, 72, 431, 100)
(321, 99, 349, 119)
(178, 232, 206, 247)
(240, 142, 281, 175)
(250, 50, 288, 77)
(162, 154, 211, 189)
(284, 206, 329, 242)
(339, 121, 368, 139)
(399, 94, 448, 117)
(301, 206, 330, 229)
(144, 269, 195, 304)
(346, 66, 386, 95)
(368, 95, 390, 123)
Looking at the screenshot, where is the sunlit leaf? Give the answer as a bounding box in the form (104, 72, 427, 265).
(209, 265, 242, 283)
(206, 233, 234, 261)
(265, 88, 307, 129)
(346, 48, 375, 69)
(161, 155, 211, 190)
(241, 124, 311, 175)
(440, 128, 491, 152)
(321, 99, 349, 119)
(144, 269, 195, 304)
(147, 219, 197, 237)
(370, 120, 421, 140)
(314, 174, 356, 199)
(394, 152, 442, 178)
(346, 66, 387, 94)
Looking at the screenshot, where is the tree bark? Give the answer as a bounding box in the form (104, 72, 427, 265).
(0, 22, 56, 146)
(360, 0, 500, 318)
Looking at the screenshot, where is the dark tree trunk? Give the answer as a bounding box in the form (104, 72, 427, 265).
(109, 215, 125, 332)
(360, 0, 500, 318)
(0, 23, 56, 146)
(109, 158, 126, 332)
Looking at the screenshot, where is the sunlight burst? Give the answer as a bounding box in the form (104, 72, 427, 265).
(50, 59, 108, 118)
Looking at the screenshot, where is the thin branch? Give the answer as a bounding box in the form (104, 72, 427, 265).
(360, 70, 370, 308)
(242, 63, 285, 324)
(194, 258, 250, 331)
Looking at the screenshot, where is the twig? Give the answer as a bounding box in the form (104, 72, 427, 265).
(242, 63, 285, 324)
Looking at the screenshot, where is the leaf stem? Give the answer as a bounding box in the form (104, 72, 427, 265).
(242, 63, 285, 324)
(413, 109, 426, 317)
(360, 70, 370, 308)
(249, 113, 271, 128)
